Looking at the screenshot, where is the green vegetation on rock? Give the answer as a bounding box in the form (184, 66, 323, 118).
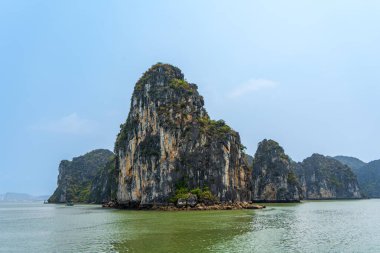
(169, 78, 194, 93)
(287, 171, 298, 185)
(169, 186, 217, 204)
(197, 117, 237, 138)
(251, 139, 301, 202)
(133, 63, 184, 95)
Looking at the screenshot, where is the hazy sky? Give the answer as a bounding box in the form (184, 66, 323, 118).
(1, 0, 379, 195)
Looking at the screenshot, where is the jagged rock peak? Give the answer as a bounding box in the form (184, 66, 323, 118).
(115, 63, 250, 207)
(255, 139, 288, 160)
(115, 63, 242, 154)
(136, 63, 185, 89)
(115, 63, 211, 153)
(131, 63, 199, 102)
(251, 139, 300, 202)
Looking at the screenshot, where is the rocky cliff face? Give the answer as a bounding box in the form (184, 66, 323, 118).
(251, 139, 300, 202)
(49, 149, 114, 203)
(353, 160, 380, 198)
(115, 63, 250, 207)
(89, 156, 119, 203)
(295, 154, 361, 199)
(334, 156, 380, 198)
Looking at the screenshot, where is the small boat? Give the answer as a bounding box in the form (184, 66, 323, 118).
(66, 202, 74, 206)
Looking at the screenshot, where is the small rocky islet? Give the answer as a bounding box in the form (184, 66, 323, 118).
(49, 63, 373, 210)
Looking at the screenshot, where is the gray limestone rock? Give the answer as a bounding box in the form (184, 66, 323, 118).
(251, 139, 301, 202)
(295, 154, 361, 199)
(115, 63, 251, 207)
(187, 194, 198, 207)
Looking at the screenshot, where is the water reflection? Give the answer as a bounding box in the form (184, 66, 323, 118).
(212, 200, 380, 253)
(2, 200, 380, 252)
(110, 210, 254, 252)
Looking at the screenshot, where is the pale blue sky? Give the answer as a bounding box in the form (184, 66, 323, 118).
(1, 0, 379, 195)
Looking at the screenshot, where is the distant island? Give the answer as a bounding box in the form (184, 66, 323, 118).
(48, 63, 379, 210)
(0, 192, 49, 202)
(334, 156, 380, 198)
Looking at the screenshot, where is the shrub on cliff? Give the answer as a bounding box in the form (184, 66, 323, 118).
(170, 186, 217, 205)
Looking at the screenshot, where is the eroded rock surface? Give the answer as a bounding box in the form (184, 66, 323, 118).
(115, 63, 250, 207)
(49, 149, 114, 203)
(251, 139, 301, 202)
(295, 154, 361, 199)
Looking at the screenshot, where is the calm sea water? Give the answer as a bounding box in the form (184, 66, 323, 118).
(1, 200, 380, 252)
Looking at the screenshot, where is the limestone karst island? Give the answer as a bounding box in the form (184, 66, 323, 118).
(49, 64, 363, 210)
(3, 1, 380, 252)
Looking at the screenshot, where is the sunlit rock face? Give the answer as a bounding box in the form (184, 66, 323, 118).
(296, 154, 362, 199)
(115, 63, 251, 207)
(251, 139, 301, 202)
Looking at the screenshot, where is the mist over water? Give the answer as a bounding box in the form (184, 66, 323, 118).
(1, 200, 380, 252)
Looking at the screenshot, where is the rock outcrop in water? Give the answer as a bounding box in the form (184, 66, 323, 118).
(251, 139, 301, 202)
(49, 63, 365, 206)
(295, 154, 361, 199)
(114, 63, 250, 207)
(49, 149, 115, 203)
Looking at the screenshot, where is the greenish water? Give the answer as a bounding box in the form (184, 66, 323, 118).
(1, 200, 380, 252)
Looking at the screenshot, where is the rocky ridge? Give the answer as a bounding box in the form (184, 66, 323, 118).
(333, 156, 367, 172)
(49, 63, 365, 207)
